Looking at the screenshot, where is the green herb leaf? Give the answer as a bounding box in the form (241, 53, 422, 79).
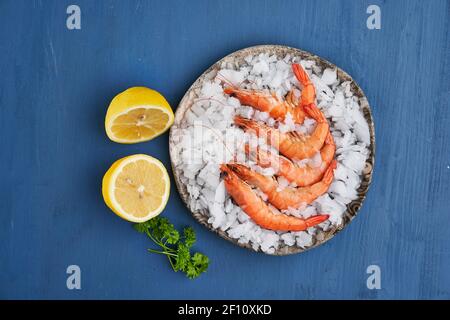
(185, 263, 198, 279)
(151, 217, 171, 239)
(134, 217, 209, 279)
(182, 253, 209, 279)
(183, 227, 196, 248)
(192, 253, 209, 274)
(134, 222, 148, 233)
(173, 243, 189, 271)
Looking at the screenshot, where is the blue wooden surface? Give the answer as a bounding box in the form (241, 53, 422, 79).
(0, 0, 449, 299)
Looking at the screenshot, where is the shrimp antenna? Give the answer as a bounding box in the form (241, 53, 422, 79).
(193, 96, 230, 107)
(188, 122, 238, 161)
(216, 72, 238, 89)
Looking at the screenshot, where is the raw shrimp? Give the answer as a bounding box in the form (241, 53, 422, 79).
(235, 103, 329, 160)
(227, 160, 337, 210)
(244, 132, 336, 187)
(220, 164, 329, 232)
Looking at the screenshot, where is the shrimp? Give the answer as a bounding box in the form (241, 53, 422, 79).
(244, 132, 336, 187)
(224, 87, 305, 123)
(227, 160, 337, 210)
(234, 103, 329, 160)
(292, 63, 315, 107)
(222, 64, 313, 123)
(220, 164, 329, 231)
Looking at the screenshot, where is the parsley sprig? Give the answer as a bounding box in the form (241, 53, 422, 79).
(134, 217, 209, 279)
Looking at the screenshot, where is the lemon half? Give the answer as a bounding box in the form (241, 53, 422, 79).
(102, 154, 170, 222)
(105, 87, 174, 144)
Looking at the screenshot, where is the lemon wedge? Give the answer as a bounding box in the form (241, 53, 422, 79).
(102, 154, 170, 222)
(105, 87, 174, 143)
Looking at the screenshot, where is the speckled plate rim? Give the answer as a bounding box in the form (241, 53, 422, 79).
(169, 45, 375, 256)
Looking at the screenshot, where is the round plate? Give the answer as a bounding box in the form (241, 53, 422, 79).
(169, 45, 375, 255)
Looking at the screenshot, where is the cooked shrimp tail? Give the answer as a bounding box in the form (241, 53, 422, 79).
(303, 103, 326, 123)
(292, 63, 316, 107)
(292, 63, 311, 86)
(304, 214, 329, 228)
(321, 159, 337, 183)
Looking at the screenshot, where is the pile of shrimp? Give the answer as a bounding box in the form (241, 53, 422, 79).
(171, 53, 371, 252)
(220, 64, 337, 232)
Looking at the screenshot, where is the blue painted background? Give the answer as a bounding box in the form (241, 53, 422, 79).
(1, 0, 449, 299)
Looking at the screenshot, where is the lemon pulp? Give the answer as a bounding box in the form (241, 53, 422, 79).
(102, 154, 170, 222)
